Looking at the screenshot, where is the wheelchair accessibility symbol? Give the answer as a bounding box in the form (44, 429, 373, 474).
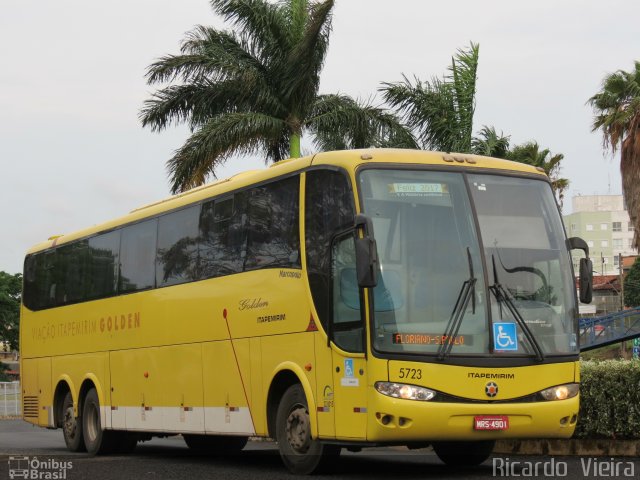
(493, 323, 518, 351)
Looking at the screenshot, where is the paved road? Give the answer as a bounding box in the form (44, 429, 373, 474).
(1, 420, 638, 480)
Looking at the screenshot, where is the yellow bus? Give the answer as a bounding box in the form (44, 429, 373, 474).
(20, 149, 593, 474)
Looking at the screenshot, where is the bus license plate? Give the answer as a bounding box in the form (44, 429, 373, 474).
(474, 416, 509, 430)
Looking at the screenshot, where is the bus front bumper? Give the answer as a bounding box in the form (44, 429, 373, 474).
(366, 392, 579, 442)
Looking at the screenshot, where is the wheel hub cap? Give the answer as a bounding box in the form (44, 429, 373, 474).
(63, 407, 76, 439)
(286, 406, 311, 453)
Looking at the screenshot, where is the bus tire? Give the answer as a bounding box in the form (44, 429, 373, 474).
(82, 388, 117, 455)
(432, 440, 495, 466)
(183, 434, 248, 453)
(275, 384, 340, 474)
(61, 391, 85, 452)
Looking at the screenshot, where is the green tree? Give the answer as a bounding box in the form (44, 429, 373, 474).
(141, 0, 410, 193)
(0, 361, 10, 382)
(588, 61, 640, 248)
(506, 141, 569, 209)
(381, 42, 479, 152)
(624, 257, 640, 307)
(471, 125, 511, 158)
(381, 42, 570, 207)
(0, 272, 21, 351)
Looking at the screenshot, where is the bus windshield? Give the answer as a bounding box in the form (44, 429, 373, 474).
(357, 169, 577, 358)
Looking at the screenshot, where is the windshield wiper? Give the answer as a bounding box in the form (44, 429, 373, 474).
(437, 248, 476, 361)
(489, 255, 545, 362)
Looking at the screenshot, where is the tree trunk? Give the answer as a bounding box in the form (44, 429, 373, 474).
(290, 132, 301, 158)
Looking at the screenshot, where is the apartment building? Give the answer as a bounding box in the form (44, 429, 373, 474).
(563, 195, 638, 276)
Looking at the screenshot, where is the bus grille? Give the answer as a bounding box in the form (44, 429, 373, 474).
(22, 396, 39, 419)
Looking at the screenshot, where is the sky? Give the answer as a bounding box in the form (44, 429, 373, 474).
(1, 0, 638, 274)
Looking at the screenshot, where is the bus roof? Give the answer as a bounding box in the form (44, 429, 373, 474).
(26, 149, 545, 255)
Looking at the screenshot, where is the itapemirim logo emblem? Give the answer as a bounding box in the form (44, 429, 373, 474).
(485, 381, 499, 398)
(8, 456, 73, 479)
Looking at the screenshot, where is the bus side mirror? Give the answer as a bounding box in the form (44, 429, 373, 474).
(579, 258, 593, 304)
(567, 237, 593, 304)
(354, 214, 378, 288)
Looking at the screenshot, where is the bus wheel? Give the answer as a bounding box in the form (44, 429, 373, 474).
(275, 384, 339, 474)
(61, 391, 85, 452)
(82, 388, 116, 455)
(183, 434, 248, 453)
(432, 440, 495, 466)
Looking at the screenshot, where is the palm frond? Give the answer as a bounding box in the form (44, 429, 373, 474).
(141, 80, 277, 132)
(471, 125, 510, 158)
(211, 0, 289, 64)
(281, 0, 333, 110)
(167, 113, 287, 193)
(381, 43, 479, 153)
(588, 61, 640, 153)
(307, 94, 416, 151)
(146, 28, 264, 87)
(448, 42, 479, 152)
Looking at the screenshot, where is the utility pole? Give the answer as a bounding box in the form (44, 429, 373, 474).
(619, 253, 626, 357)
(619, 253, 624, 310)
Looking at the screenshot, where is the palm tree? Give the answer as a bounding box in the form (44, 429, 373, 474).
(507, 141, 569, 209)
(381, 43, 479, 153)
(588, 61, 640, 247)
(141, 0, 410, 193)
(471, 125, 511, 158)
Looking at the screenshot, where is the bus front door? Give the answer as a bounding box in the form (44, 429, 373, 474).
(329, 233, 368, 440)
(331, 347, 367, 440)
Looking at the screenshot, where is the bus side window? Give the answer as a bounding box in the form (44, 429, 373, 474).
(23, 252, 53, 310)
(305, 169, 355, 332)
(156, 205, 200, 287)
(199, 192, 248, 278)
(245, 176, 300, 271)
(87, 230, 120, 300)
(119, 219, 158, 293)
(331, 233, 364, 352)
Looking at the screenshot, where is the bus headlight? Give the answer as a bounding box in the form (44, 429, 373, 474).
(539, 383, 579, 401)
(375, 382, 436, 401)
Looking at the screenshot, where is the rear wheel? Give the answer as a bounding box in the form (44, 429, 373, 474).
(61, 391, 85, 452)
(432, 440, 495, 466)
(82, 388, 117, 454)
(275, 384, 340, 474)
(183, 434, 248, 453)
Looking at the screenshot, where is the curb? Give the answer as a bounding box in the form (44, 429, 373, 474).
(494, 439, 640, 457)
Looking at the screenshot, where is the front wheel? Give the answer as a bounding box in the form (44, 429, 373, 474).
(275, 384, 340, 474)
(432, 440, 495, 466)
